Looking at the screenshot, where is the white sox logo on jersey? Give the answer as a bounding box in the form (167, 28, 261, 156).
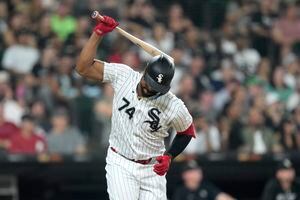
(157, 74, 163, 83)
(144, 108, 162, 132)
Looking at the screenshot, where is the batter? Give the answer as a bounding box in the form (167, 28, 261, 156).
(76, 15, 195, 200)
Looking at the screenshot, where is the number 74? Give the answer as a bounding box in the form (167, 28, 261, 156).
(118, 97, 135, 119)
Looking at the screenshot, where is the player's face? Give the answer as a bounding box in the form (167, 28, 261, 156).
(138, 76, 158, 97)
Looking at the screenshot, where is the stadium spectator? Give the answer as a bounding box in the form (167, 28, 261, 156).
(31, 46, 58, 78)
(0, 0, 10, 60)
(50, 2, 77, 41)
(213, 73, 240, 113)
(188, 55, 209, 94)
(7, 114, 47, 155)
(169, 46, 188, 93)
(272, 3, 300, 56)
(172, 160, 235, 200)
(278, 118, 299, 152)
(55, 54, 79, 100)
(30, 100, 51, 132)
(233, 35, 261, 75)
(15, 73, 38, 107)
(0, 103, 19, 149)
(250, 0, 279, 58)
(292, 107, 300, 138)
(199, 90, 216, 120)
(2, 29, 39, 74)
(240, 108, 281, 154)
(47, 108, 86, 155)
(282, 54, 299, 90)
(126, 0, 156, 28)
(70, 85, 95, 136)
(92, 83, 113, 151)
(262, 159, 300, 200)
(184, 111, 221, 156)
(184, 26, 202, 55)
(267, 67, 293, 103)
(264, 93, 285, 132)
(176, 74, 197, 109)
(121, 50, 141, 71)
(249, 58, 272, 88)
(218, 102, 244, 151)
(36, 14, 56, 49)
(0, 72, 24, 125)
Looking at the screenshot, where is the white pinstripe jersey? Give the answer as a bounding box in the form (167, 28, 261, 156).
(103, 62, 193, 160)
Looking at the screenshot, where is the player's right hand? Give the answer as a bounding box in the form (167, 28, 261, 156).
(93, 15, 119, 36)
(153, 154, 172, 176)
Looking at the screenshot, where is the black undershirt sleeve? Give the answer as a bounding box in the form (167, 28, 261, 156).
(166, 134, 192, 159)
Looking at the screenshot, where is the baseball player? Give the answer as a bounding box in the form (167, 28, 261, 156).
(76, 15, 195, 200)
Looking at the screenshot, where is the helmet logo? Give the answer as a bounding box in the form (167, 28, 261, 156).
(157, 74, 163, 83)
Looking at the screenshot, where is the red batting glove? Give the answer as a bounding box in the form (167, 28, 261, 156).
(93, 15, 119, 36)
(153, 154, 172, 176)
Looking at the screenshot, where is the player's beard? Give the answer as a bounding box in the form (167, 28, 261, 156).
(137, 83, 157, 98)
(141, 87, 162, 100)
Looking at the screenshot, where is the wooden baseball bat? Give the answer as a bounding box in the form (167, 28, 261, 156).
(91, 11, 174, 63)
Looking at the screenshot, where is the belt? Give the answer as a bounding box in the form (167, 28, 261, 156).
(110, 147, 152, 165)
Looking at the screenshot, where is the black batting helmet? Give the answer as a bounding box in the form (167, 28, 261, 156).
(144, 55, 175, 94)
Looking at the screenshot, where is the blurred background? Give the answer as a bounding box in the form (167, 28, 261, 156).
(0, 0, 300, 199)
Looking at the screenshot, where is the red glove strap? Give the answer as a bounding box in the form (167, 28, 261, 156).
(153, 155, 172, 176)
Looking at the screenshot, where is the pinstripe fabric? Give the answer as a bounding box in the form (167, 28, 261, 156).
(102, 62, 192, 200)
(106, 148, 166, 200)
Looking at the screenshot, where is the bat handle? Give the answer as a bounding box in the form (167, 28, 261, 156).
(91, 10, 104, 21)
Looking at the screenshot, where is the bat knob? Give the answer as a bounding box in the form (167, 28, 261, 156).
(91, 11, 99, 19)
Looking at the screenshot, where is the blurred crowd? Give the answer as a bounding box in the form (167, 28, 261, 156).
(0, 0, 299, 159)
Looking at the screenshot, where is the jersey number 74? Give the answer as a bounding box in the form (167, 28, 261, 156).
(118, 97, 135, 119)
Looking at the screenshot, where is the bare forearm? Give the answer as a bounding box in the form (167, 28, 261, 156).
(76, 33, 103, 74)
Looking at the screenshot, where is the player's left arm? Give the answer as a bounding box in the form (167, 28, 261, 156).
(153, 103, 195, 176)
(166, 102, 195, 158)
(165, 123, 195, 158)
